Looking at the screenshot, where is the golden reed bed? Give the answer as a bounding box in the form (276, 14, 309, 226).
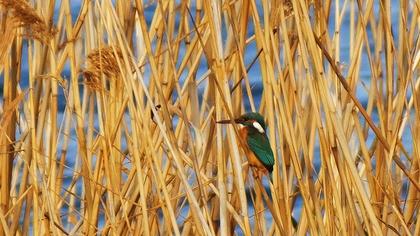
(0, 0, 419, 235)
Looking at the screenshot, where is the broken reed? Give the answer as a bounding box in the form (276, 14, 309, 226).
(1, 0, 420, 235)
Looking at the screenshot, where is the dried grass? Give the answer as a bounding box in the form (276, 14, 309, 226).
(82, 46, 132, 90)
(1, 0, 420, 235)
(0, 0, 55, 44)
(0, 17, 18, 68)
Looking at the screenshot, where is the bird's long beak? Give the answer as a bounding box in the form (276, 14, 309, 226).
(216, 119, 233, 124)
(216, 118, 244, 124)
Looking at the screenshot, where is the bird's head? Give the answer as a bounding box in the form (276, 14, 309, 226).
(216, 112, 266, 134)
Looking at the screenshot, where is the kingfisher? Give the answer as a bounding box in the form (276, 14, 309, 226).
(217, 112, 275, 178)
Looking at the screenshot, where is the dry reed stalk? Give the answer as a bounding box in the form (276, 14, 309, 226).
(0, 0, 56, 44)
(1, 0, 420, 235)
(0, 17, 18, 70)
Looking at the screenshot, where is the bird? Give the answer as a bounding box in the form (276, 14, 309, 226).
(217, 113, 298, 228)
(216, 112, 275, 178)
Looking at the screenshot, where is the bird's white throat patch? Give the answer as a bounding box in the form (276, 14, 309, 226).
(252, 121, 264, 133)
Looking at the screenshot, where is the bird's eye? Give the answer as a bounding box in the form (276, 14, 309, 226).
(252, 121, 264, 133)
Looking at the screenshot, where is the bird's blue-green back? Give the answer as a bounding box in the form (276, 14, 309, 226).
(246, 132, 274, 172)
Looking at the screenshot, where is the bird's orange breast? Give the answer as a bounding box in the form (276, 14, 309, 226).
(239, 127, 269, 174)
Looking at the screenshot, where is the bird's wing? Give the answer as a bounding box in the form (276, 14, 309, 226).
(247, 133, 275, 170)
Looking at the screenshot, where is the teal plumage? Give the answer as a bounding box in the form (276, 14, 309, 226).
(246, 125, 275, 172)
(239, 112, 275, 173)
(216, 112, 276, 174)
